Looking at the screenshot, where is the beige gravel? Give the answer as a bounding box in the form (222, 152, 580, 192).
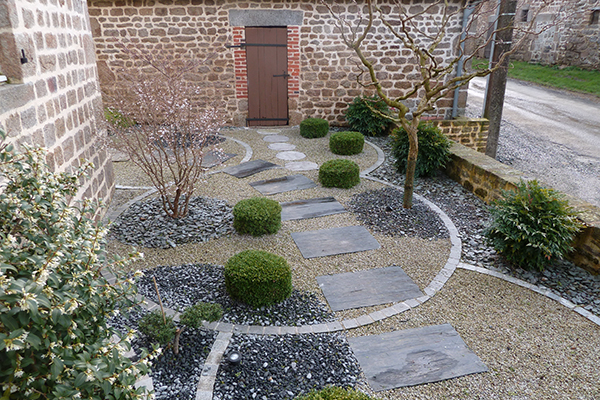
(104, 126, 600, 399)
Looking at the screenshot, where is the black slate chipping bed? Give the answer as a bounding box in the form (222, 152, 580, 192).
(214, 333, 363, 400)
(109, 196, 234, 249)
(348, 187, 449, 240)
(137, 264, 335, 327)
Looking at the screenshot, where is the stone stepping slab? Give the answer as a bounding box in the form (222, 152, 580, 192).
(263, 135, 289, 143)
(349, 324, 488, 391)
(285, 161, 319, 171)
(249, 174, 317, 195)
(202, 151, 236, 168)
(316, 266, 423, 311)
(276, 151, 306, 161)
(280, 197, 347, 221)
(268, 143, 296, 151)
(291, 225, 380, 259)
(222, 159, 280, 178)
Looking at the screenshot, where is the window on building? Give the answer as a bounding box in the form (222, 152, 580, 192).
(520, 9, 529, 22)
(591, 10, 600, 25)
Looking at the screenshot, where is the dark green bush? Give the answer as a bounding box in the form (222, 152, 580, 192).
(224, 250, 292, 308)
(319, 159, 360, 189)
(180, 302, 223, 328)
(329, 131, 365, 155)
(138, 310, 177, 346)
(0, 130, 151, 399)
(485, 180, 582, 271)
(233, 197, 282, 236)
(344, 95, 393, 137)
(391, 122, 451, 177)
(300, 117, 329, 138)
(295, 386, 373, 400)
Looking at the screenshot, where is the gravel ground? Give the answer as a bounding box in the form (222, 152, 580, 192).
(104, 126, 600, 399)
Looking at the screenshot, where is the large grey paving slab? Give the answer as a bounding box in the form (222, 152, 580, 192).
(222, 159, 280, 178)
(249, 174, 317, 195)
(349, 324, 488, 391)
(316, 266, 423, 311)
(280, 197, 347, 221)
(291, 226, 380, 259)
(202, 151, 236, 168)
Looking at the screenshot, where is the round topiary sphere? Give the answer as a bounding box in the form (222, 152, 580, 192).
(233, 197, 281, 236)
(224, 250, 292, 308)
(319, 159, 360, 189)
(300, 117, 329, 138)
(329, 131, 365, 155)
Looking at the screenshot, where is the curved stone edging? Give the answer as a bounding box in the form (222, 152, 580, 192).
(361, 140, 386, 177)
(207, 135, 253, 176)
(458, 263, 600, 327)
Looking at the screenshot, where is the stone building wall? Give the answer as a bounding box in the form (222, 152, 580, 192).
(0, 0, 114, 212)
(475, 0, 600, 70)
(87, 0, 470, 127)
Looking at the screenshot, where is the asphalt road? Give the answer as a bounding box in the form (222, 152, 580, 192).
(466, 76, 600, 208)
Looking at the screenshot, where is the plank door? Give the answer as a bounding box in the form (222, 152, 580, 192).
(246, 27, 288, 126)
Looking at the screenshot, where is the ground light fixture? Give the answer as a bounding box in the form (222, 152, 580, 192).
(227, 351, 241, 365)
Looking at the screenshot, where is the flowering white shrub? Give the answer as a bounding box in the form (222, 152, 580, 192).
(105, 44, 225, 218)
(0, 131, 155, 399)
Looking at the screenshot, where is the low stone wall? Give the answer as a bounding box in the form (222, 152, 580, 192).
(434, 118, 489, 154)
(446, 142, 600, 274)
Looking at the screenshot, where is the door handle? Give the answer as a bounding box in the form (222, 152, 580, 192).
(273, 71, 290, 78)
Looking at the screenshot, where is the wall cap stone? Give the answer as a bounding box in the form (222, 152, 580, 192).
(228, 9, 304, 27)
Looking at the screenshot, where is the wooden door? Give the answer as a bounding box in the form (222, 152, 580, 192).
(246, 27, 288, 126)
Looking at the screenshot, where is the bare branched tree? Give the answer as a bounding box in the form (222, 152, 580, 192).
(323, 0, 557, 208)
(104, 44, 225, 218)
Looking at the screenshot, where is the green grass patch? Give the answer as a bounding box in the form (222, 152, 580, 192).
(471, 58, 600, 97)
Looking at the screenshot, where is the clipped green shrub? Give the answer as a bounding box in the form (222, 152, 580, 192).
(485, 180, 582, 271)
(345, 95, 393, 137)
(138, 311, 177, 346)
(319, 159, 360, 189)
(391, 122, 451, 177)
(295, 386, 373, 400)
(329, 131, 365, 155)
(0, 130, 152, 399)
(300, 117, 329, 138)
(224, 250, 292, 308)
(180, 302, 223, 328)
(233, 197, 282, 236)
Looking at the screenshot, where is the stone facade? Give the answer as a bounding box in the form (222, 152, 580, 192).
(476, 0, 600, 70)
(87, 0, 470, 127)
(0, 0, 114, 213)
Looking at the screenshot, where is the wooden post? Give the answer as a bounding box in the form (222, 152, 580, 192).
(484, 0, 517, 159)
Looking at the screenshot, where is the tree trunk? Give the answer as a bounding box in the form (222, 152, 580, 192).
(403, 126, 419, 209)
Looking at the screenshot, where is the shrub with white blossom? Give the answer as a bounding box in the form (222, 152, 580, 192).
(0, 131, 155, 399)
(105, 44, 225, 219)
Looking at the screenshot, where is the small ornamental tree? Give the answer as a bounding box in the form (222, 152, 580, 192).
(0, 131, 155, 399)
(105, 43, 225, 219)
(323, 0, 557, 208)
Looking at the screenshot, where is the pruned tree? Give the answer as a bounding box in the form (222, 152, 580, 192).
(323, 0, 557, 208)
(104, 44, 225, 219)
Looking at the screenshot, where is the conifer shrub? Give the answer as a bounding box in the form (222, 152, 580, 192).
(0, 130, 153, 399)
(319, 159, 360, 189)
(485, 180, 582, 271)
(138, 311, 177, 346)
(224, 250, 292, 308)
(180, 302, 223, 328)
(344, 95, 393, 137)
(233, 197, 282, 236)
(300, 117, 329, 138)
(391, 122, 451, 177)
(329, 131, 365, 155)
(295, 386, 373, 400)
